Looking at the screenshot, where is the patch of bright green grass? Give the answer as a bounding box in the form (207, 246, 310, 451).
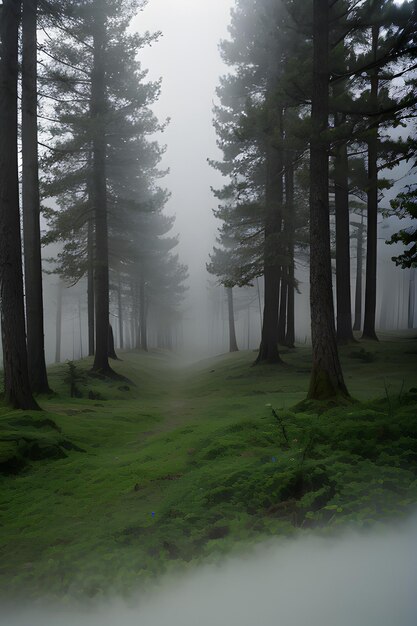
(0, 336, 417, 601)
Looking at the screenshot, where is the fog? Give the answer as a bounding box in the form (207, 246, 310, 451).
(3, 515, 417, 626)
(1, 2, 417, 622)
(39, 227, 416, 365)
(32, 0, 416, 366)
(132, 0, 235, 357)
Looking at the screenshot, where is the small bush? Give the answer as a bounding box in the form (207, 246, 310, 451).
(63, 362, 88, 398)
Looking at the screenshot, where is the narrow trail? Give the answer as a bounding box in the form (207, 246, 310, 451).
(126, 354, 202, 441)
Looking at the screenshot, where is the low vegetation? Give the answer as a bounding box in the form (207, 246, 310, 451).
(1, 335, 417, 601)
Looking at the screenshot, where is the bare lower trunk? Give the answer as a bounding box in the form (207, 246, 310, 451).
(334, 129, 354, 344)
(0, 0, 39, 410)
(277, 269, 288, 344)
(92, 6, 115, 373)
(139, 276, 148, 352)
(284, 157, 295, 348)
(165, 329, 173, 352)
(307, 0, 349, 401)
(353, 217, 364, 332)
(55, 281, 62, 364)
(409, 267, 415, 330)
(78, 299, 83, 359)
(362, 25, 379, 342)
(87, 217, 95, 356)
(227, 287, 239, 352)
(130, 280, 137, 350)
(108, 324, 118, 360)
(285, 264, 295, 348)
(256, 121, 284, 365)
(117, 272, 124, 350)
(22, 0, 50, 394)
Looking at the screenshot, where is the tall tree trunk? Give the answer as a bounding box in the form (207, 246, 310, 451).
(55, 281, 62, 364)
(91, 5, 115, 373)
(117, 272, 124, 350)
(130, 279, 137, 350)
(247, 305, 251, 350)
(286, 266, 295, 348)
(409, 267, 415, 330)
(334, 119, 355, 344)
(21, 0, 50, 394)
(78, 299, 83, 359)
(87, 216, 95, 356)
(284, 158, 295, 348)
(255, 122, 284, 364)
(165, 328, 172, 352)
(362, 24, 380, 341)
(307, 0, 349, 401)
(256, 277, 263, 332)
(0, 0, 39, 410)
(353, 216, 364, 332)
(277, 268, 288, 344)
(227, 287, 239, 353)
(139, 276, 148, 352)
(108, 324, 118, 360)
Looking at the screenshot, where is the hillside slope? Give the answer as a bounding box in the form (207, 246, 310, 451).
(1, 337, 417, 600)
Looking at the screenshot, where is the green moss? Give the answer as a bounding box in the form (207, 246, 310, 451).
(0, 336, 417, 600)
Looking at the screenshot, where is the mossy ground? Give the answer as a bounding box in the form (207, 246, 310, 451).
(1, 333, 417, 601)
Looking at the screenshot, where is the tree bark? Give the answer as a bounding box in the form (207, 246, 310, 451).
(277, 269, 288, 344)
(139, 276, 148, 352)
(108, 323, 118, 360)
(409, 267, 415, 330)
(117, 272, 124, 350)
(91, 4, 115, 373)
(165, 329, 172, 351)
(255, 126, 284, 364)
(87, 216, 95, 356)
(227, 287, 239, 352)
(286, 266, 295, 348)
(130, 279, 137, 350)
(284, 158, 295, 348)
(334, 120, 355, 344)
(0, 0, 39, 410)
(21, 0, 51, 394)
(55, 281, 62, 364)
(307, 0, 349, 401)
(353, 215, 364, 332)
(78, 299, 83, 359)
(362, 24, 380, 341)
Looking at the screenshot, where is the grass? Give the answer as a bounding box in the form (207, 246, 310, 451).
(0, 334, 417, 601)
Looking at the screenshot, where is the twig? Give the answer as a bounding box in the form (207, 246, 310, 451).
(271, 408, 290, 447)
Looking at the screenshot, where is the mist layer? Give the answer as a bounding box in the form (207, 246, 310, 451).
(3, 516, 417, 626)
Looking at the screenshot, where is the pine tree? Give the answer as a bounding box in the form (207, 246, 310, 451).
(388, 178, 417, 268)
(226, 287, 239, 353)
(22, 0, 51, 393)
(210, 0, 309, 363)
(307, 0, 350, 401)
(39, 0, 184, 360)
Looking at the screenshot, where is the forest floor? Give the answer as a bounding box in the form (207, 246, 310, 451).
(1, 332, 417, 602)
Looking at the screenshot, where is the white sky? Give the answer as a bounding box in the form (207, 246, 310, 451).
(133, 0, 234, 286)
(131, 0, 235, 353)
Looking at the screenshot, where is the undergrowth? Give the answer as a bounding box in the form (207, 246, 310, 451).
(0, 338, 417, 601)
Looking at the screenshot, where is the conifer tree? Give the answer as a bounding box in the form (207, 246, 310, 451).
(210, 0, 309, 363)
(388, 178, 417, 268)
(22, 0, 51, 393)
(307, 0, 350, 401)
(39, 0, 186, 361)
